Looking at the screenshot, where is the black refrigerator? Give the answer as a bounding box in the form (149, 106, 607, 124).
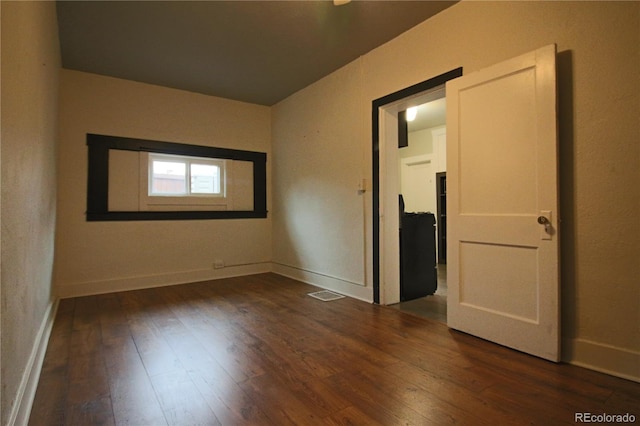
(399, 209, 438, 301)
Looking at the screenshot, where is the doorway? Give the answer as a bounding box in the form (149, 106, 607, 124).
(394, 97, 448, 322)
(371, 68, 462, 309)
(373, 46, 559, 361)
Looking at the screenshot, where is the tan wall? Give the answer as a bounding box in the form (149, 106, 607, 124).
(272, 1, 639, 380)
(272, 59, 373, 300)
(55, 70, 272, 297)
(0, 1, 60, 423)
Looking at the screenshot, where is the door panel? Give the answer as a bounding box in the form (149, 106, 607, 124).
(460, 242, 538, 322)
(401, 155, 435, 213)
(446, 45, 560, 361)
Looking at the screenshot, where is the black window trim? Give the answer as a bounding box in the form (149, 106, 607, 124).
(86, 133, 267, 221)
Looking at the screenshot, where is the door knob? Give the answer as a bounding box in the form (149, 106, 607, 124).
(538, 215, 551, 236)
(537, 216, 549, 225)
(538, 211, 553, 240)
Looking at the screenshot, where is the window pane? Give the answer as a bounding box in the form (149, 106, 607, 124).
(191, 163, 220, 194)
(151, 160, 186, 194)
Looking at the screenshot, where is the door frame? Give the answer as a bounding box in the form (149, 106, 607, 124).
(372, 68, 462, 304)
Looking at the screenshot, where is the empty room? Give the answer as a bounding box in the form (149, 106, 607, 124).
(2, 1, 639, 425)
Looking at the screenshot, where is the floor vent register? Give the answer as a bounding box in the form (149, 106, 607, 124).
(307, 290, 345, 302)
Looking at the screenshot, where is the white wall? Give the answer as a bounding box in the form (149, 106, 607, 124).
(271, 60, 372, 300)
(55, 70, 272, 297)
(1, 2, 60, 424)
(402, 128, 434, 158)
(272, 1, 639, 381)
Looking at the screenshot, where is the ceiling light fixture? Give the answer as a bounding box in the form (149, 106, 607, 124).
(406, 107, 418, 122)
(333, 0, 351, 5)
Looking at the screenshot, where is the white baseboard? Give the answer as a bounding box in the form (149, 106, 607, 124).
(8, 299, 59, 426)
(56, 263, 272, 299)
(563, 337, 640, 383)
(272, 262, 373, 303)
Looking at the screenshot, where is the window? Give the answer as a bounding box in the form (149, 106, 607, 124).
(86, 134, 267, 221)
(140, 153, 230, 211)
(149, 154, 224, 196)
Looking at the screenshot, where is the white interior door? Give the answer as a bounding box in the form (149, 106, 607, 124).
(400, 155, 436, 213)
(446, 45, 560, 361)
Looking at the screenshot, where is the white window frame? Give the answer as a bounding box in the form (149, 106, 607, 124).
(139, 152, 234, 211)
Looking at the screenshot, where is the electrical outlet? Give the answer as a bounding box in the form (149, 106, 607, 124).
(213, 259, 225, 269)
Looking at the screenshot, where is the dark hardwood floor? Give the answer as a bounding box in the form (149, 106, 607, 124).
(30, 273, 639, 425)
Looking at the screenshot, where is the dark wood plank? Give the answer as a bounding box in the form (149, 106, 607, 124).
(29, 273, 640, 425)
(323, 372, 430, 425)
(188, 367, 272, 425)
(384, 360, 532, 425)
(239, 373, 329, 425)
(102, 334, 168, 425)
(324, 405, 385, 426)
(64, 398, 114, 426)
(65, 326, 113, 425)
(149, 370, 221, 426)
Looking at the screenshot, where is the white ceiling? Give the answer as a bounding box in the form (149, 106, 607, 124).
(407, 97, 446, 132)
(56, 1, 457, 106)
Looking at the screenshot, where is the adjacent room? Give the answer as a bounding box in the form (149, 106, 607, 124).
(393, 95, 449, 322)
(2, 1, 638, 425)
